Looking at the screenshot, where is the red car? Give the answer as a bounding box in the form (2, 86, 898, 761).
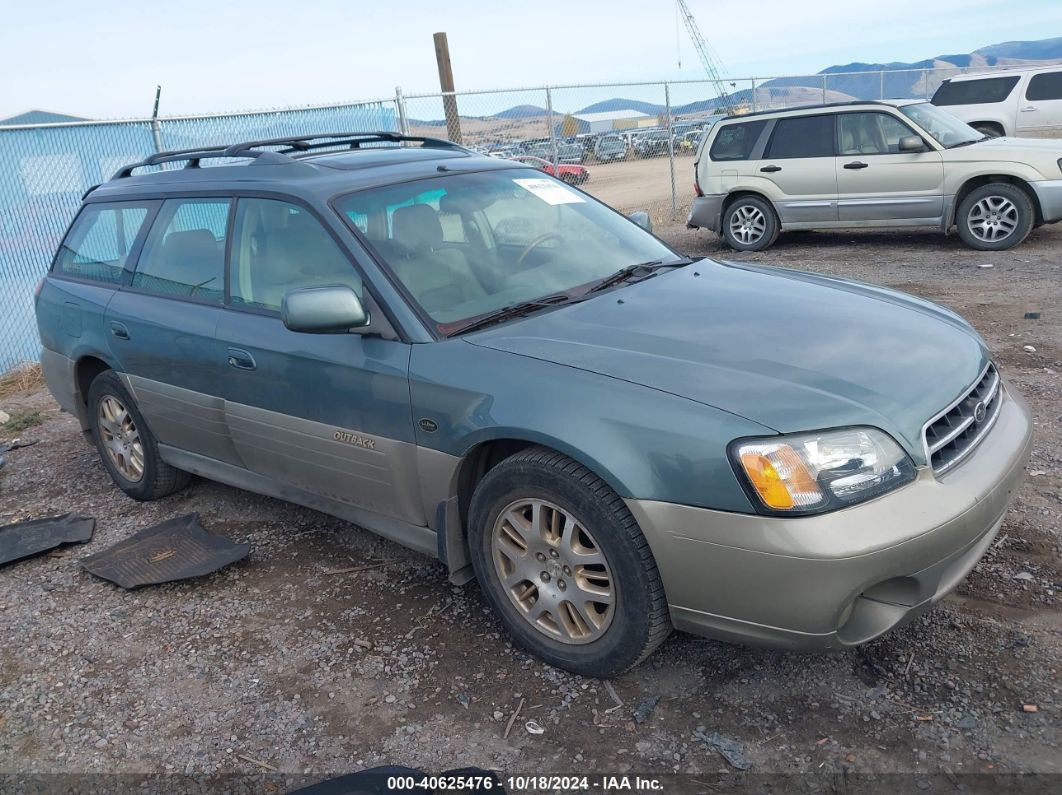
(510, 155, 589, 185)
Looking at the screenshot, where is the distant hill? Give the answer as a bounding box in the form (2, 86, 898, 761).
(475, 36, 1062, 121)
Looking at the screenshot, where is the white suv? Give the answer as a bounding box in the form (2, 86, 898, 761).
(688, 100, 1062, 251)
(932, 66, 1062, 138)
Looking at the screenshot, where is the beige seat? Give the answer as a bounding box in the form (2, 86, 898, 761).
(389, 205, 487, 315)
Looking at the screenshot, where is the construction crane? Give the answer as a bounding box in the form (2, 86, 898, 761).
(675, 0, 736, 115)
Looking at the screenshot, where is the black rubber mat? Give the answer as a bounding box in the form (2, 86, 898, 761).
(80, 513, 250, 589)
(0, 514, 95, 567)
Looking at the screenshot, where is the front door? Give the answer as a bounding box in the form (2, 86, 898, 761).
(1016, 71, 1062, 136)
(751, 113, 839, 224)
(834, 111, 945, 222)
(105, 197, 239, 465)
(215, 197, 421, 525)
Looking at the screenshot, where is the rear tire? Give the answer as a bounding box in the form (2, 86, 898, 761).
(468, 447, 671, 677)
(87, 371, 190, 501)
(722, 195, 780, 252)
(956, 183, 1034, 251)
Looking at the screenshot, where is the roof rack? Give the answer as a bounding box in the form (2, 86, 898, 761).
(223, 131, 469, 157)
(111, 132, 469, 181)
(112, 146, 290, 179)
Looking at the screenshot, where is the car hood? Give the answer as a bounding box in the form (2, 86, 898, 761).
(466, 260, 989, 463)
(942, 135, 1062, 164)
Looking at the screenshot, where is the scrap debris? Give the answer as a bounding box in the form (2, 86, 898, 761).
(694, 727, 751, 771)
(0, 514, 95, 568)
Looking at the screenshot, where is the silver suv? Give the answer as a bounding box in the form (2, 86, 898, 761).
(688, 100, 1062, 251)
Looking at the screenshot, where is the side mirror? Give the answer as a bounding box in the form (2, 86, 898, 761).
(899, 135, 925, 152)
(628, 211, 653, 233)
(281, 285, 368, 333)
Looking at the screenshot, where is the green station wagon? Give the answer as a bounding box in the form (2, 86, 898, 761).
(35, 132, 1033, 676)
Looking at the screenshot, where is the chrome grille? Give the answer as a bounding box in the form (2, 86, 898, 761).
(923, 363, 1002, 476)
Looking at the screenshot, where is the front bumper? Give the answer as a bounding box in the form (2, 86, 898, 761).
(625, 387, 1033, 650)
(687, 194, 724, 231)
(1030, 179, 1062, 223)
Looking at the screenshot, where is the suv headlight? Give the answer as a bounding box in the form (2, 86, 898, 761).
(731, 427, 916, 515)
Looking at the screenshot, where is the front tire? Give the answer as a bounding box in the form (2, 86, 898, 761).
(722, 195, 780, 251)
(468, 447, 670, 677)
(87, 371, 190, 501)
(956, 183, 1034, 251)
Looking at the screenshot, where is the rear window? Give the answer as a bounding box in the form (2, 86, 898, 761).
(53, 203, 153, 284)
(766, 115, 836, 159)
(1026, 71, 1062, 101)
(932, 76, 1020, 106)
(709, 120, 767, 161)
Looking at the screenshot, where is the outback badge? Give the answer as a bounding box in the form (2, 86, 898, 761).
(333, 430, 376, 450)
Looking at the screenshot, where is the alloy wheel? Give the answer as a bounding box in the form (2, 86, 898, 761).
(967, 196, 1019, 243)
(491, 498, 615, 644)
(97, 395, 145, 482)
(729, 205, 767, 245)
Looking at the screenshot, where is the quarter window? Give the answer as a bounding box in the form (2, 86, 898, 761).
(1026, 71, 1062, 102)
(766, 115, 836, 159)
(837, 113, 920, 155)
(932, 76, 1020, 105)
(230, 198, 361, 312)
(53, 204, 151, 284)
(709, 120, 767, 161)
(132, 199, 230, 302)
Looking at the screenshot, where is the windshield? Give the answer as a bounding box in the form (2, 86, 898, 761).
(899, 102, 983, 148)
(336, 168, 677, 332)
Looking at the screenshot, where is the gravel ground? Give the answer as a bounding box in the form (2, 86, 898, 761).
(0, 221, 1059, 793)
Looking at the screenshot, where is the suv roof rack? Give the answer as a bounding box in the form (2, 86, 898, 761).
(112, 146, 290, 179)
(112, 132, 468, 180)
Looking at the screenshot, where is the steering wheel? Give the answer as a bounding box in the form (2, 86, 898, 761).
(516, 232, 566, 266)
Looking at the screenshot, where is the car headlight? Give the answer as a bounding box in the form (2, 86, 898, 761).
(731, 427, 916, 515)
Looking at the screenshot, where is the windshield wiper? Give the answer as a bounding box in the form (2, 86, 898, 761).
(584, 258, 692, 295)
(946, 136, 990, 149)
(448, 293, 580, 336)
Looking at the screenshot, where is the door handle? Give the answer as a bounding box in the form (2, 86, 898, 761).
(760, 165, 782, 173)
(109, 321, 130, 340)
(226, 348, 256, 371)
(844, 161, 869, 170)
(1020, 106, 1037, 112)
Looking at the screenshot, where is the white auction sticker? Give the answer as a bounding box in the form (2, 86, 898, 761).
(513, 178, 585, 205)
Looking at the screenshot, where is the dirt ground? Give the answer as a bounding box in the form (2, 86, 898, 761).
(0, 218, 1059, 793)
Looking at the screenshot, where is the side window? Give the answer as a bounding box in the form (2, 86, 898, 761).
(54, 204, 151, 284)
(1026, 72, 1062, 102)
(132, 198, 229, 302)
(932, 76, 1020, 105)
(230, 198, 362, 312)
(837, 113, 920, 155)
(709, 120, 766, 161)
(766, 115, 836, 159)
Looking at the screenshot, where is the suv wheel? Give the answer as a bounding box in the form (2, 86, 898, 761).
(468, 447, 670, 677)
(87, 371, 190, 501)
(722, 196, 779, 251)
(956, 183, 1034, 251)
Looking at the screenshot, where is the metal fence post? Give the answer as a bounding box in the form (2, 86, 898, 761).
(546, 86, 559, 176)
(395, 86, 410, 135)
(923, 69, 930, 99)
(665, 82, 677, 216)
(750, 78, 757, 112)
(880, 70, 885, 100)
(150, 85, 164, 152)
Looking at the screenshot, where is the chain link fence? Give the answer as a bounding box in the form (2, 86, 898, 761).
(0, 64, 1028, 370)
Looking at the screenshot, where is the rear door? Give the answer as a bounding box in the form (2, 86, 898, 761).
(1017, 71, 1062, 135)
(215, 196, 421, 525)
(834, 111, 944, 222)
(105, 196, 239, 464)
(750, 114, 839, 223)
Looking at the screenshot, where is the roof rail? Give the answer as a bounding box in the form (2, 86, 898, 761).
(112, 147, 292, 179)
(224, 131, 468, 157)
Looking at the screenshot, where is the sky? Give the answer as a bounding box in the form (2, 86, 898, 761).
(2, 0, 1062, 120)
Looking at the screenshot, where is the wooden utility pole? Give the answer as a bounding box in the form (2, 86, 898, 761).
(433, 32, 462, 143)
